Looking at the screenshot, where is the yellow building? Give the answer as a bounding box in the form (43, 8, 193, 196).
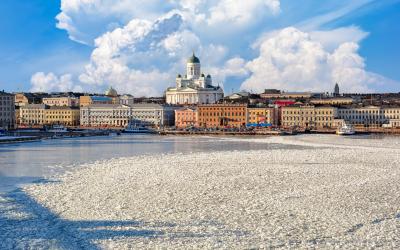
(19, 104, 80, 126)
(281, 105, 338, 128)
(44, 107, 80, 126)
(247, 107, 275, 125)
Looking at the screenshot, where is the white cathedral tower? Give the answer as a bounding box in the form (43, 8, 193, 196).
(165, 53, 224, 105)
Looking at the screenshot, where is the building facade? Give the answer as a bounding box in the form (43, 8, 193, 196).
(44, 107, 80, 126)
(20, 104, 80, 126)
(337, 106, 400, 127)
(247, 107, 275, 125)
(131, 104, 177, 127)
(281, 105, 338, 128)
(198, 104, 247, 128)
(175, 108, 198, 128)
(0, 91, 15, 129)
(165, 53, 224, 104)
(42, 96, 79, 107)
(19, 104, 47, 126)
(80, 104, 178, 128)
(80, 104, 132, 127)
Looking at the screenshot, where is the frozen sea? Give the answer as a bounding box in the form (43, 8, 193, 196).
(1, 134, 400, 249)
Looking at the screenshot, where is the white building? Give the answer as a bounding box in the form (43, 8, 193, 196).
(80, 103, 178, 127)
(131, 104, 177, 127)
(338, 105, 400, 127)
(165, 53, 224, 105)
(0, 91, 15, 129)
(80, 104, 133, 127)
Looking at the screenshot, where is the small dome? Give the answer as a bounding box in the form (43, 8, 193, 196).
(206, 74, 211, 78)
(201, 73, 205, 77)
(177, 74, 182, 78)
(105, 86, 118, 97)
(187, 52, 200, 64)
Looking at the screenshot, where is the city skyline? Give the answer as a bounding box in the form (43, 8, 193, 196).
(1, 0, 400, 96)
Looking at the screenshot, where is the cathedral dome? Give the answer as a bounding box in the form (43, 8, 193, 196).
(105, 86, 118, 97)
(187, 52, 200, 64)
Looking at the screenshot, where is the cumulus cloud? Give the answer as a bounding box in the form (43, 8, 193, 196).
(30, 1, 397, 95)
(241, 27, 397, 93)
(30, 72, 83, 93)
(57, 0, 280, 45)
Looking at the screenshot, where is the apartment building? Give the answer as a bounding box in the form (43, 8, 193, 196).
(198, 104, 247, 128)
(0, 91, 15, 129)
(281, 105, 338, 128)
(175, 108, 198, 128)
(338, 105, 400, 127)
(247, 107, 275, 125)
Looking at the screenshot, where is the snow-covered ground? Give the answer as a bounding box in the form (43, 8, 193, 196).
(1, 135, 400, 248)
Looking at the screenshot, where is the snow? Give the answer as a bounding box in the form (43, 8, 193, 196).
(1, 135, 400, 248)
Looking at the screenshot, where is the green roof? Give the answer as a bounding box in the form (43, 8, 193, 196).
(187, 52, 200, 63)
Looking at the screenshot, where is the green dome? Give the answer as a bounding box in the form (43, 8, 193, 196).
(187, 52, 200, 64)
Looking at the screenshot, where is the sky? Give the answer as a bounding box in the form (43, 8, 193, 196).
(0, 0, 399, 96)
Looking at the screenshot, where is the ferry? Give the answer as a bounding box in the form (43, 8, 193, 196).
(48, 125, 68, 133)
(336, 123, 355, 135)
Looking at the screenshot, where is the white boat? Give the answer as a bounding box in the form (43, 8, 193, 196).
(48, 125, 68, 133)
(123, 123, 155, 134)
(336, 123, 355, 135)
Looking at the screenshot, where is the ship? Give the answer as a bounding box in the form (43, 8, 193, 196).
(336, 122, 355, 135)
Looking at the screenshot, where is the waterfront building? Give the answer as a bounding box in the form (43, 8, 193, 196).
(337, 105, 400, 127)
(0, 91, 15, 129)
(131, 104, 177, 127)
(19, 104, 47, 126)
(165, 53, 224, 104)
(281, 105, 338, 128)
(247, 107, 275, 126)
(80, 95, 113, 107)
(44, 106, 80, 126)
(80, 104, 132, 127)
(42, 96, 79, 107)
(175, 108, 198, 128)
(198, 104, 247, 128)
(80, 103, 177, 128)
(309, 97, 353, 106)
(20, 104, 80, 127)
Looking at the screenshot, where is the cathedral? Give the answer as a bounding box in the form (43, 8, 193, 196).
(165, 53, 224, 104)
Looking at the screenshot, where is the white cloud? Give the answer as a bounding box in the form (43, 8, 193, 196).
(30, 72, 83, 93)
(241, 27, 398, 93)
(310, 26, 369, 52)
(57, 0, 281, 45)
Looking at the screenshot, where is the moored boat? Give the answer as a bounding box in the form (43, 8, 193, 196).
(123, 123, 155, 134)
(48, 125, 68, 133)
(336, 123, 355, 135)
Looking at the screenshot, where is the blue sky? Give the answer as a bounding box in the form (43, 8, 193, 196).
(0, 0, 399, 95)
